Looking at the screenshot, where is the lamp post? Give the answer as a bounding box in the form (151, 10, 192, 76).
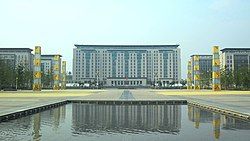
(154, 72, 158, 88)
(96, 71, 99, 89)
(16, 77, 18, 90)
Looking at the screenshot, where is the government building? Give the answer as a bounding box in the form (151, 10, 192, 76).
(190, 55, 213, 85)
(0, 48, 33, 70)
(220, 48, 250, 71)
(73, 44, 181, 87)
(41, 54, 62, 75)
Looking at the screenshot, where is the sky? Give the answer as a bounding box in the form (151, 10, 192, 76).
(0, 0, 250, 78)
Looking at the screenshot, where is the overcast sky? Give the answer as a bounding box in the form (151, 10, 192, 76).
(0, 0, 250, 78)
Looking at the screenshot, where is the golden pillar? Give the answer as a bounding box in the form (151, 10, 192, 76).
(33, 113, 41, 140)
(187, 60, 192, 90)
(212, 46, 221, 91)
(61, 61, 66, 90)
(33, 46, 42, 91)
(194, 107, 200, 128)
(53, 55, 60, 90)
(213, 113, 221, 139)
(193, 55, 200, 90)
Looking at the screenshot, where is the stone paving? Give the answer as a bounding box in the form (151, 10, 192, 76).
(1, 89, 250, 118)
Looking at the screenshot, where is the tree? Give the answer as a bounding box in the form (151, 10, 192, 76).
(180, 79, 187, 87)
(23, 68, 33, 89)
(234, 67, 250, 90)
(41, 70, 53, 88)
(169, 81, 176, 86)
(221, 67, 234, 90)
(16, 64, 25, 89)
(16, 64, 33, 89)
(221, 66, 250, 90)
(157, 80, 162, 87)
(200, 70, 212, 89)
(0, 59, 16, 89)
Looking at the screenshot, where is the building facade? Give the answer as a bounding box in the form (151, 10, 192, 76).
(0, 48, 33, 70)
(73, 44, 181, 86)
(41, 55, 62, 75)
(190, 55, 212, 87)
(220, 48, 250, 71)
(72, 104, 181, 132)
(41, 55, 62, 88)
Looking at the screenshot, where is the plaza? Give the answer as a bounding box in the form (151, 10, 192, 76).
(1, 89, 250, 121)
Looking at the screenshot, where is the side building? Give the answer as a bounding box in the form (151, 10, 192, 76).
(220, 48, 250, 71)
(41, 55, 62, 74)
(73, 44, 181, 87)
(41, 55, 62, 88)
(0, 48, 33, 70)
(190, 55, 212, 87)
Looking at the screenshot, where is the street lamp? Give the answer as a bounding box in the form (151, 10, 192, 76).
(15, 77, 18, 90)
(96, 71, 99, 89)
(154, 72, 158, 88)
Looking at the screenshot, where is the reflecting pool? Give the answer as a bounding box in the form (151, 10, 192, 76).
(0, 103, 250, 141)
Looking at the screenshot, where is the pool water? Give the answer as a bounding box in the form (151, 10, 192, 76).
(0, 103, 250, 141)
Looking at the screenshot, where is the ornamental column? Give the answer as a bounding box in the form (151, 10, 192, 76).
(213, 113, 221, 139)
(53, 55, 60, 90)
(61, 61, 66, 90)
(193, 55, 200, 90)
(212, 46, 221, 91)
(187, 60, 192, 90)
(33, 46, 42, 91)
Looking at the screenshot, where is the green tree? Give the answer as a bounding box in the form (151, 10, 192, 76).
(16, 64, 33, 89)
(0, 59, 16, 89)
(23, 68, 33, 89)
(41, 70, 53, 88)
(180, 79, 187, 87)
(221, 66, 250, 90)
(235, 67, 250, 90)
(200, 70, 212, 89)
(16, 64, 25, 89)
(221, 67, 234, 90)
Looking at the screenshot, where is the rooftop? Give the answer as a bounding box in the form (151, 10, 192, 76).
(41, 54, 62, 57)
(190, 54, 212, 57)
(221, 48, 250, 52)
(0, 48, 33, 51)
(74, 44, 180, 48)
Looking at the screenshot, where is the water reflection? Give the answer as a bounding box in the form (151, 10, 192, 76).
(188, 105, 250, 140)
(72, 104, 181, 135)
(1, 103, 250, 141)
(0, 105, 66, 141)
(33, 113, 41, 141)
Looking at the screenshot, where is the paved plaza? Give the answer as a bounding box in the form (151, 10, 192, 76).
(1, 89, 250, 118)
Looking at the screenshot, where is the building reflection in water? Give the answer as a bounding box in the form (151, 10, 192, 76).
(72, 103, 181, 135)
(33, 113, 41, 141)
(188, 105, 250, 140)
(32, 105, 66, 140)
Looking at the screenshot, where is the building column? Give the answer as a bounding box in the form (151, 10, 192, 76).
(212, 46, 221, 91)
(33, 46, 42, 91)
(187, 60, 192, 90)
(61, 61, 66, 90)
(53, 55, 60, 90)
(194, 55, 200, 90)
